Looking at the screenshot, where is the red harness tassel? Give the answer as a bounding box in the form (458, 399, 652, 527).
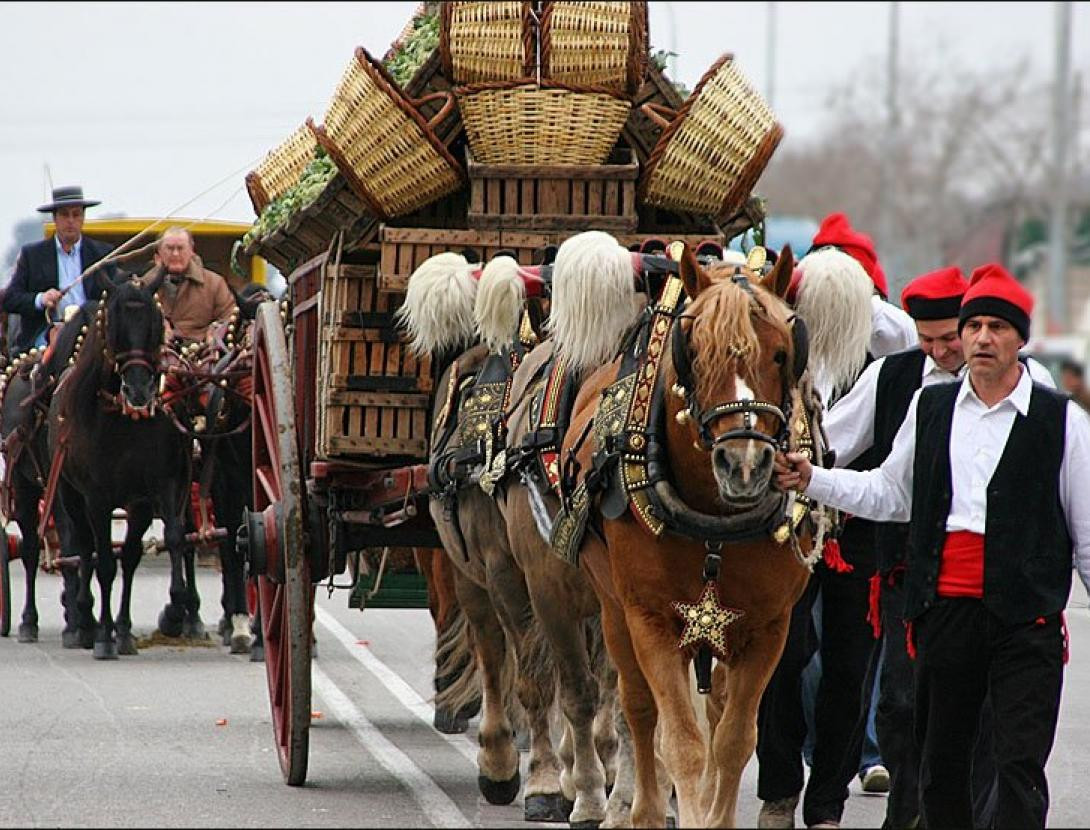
(905, 620, 917, 660)
(822, 538, 853, 573)
(866, 573, 883, 639)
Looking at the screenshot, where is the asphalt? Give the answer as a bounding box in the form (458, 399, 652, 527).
(2, 551, 1089, 828)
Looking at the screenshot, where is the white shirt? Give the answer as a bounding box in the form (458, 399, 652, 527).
(806, 365, 1090, 594)
(870, 295, 918, 357)
(826, 352, 1056, 468)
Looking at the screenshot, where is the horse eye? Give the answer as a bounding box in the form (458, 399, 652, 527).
(774, 350, 787, 365)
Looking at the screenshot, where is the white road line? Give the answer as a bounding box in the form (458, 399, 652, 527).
(312, 664, 471, 829)
(315, 606, 480, 766)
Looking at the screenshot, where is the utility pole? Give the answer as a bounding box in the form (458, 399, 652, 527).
(878, 2, 901, 291)
(766, 2, 777, 109)
(1048, 1, 1072, 333)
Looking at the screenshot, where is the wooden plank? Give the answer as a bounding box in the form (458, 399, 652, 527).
(327, 435, 428, 457)
(412, 408, 427, 441)
(621, 178, 636, 218)
(538, 178, 568, 215)
(570, 180, 586, 216)
(467, 155, 638, 180)
(469, 213, 637, 232)
(604, 179, 620, 216)
(587, 180, 604, 217)
(504, 178, 520, 216)
(325, 391, 429, 408)
(486, 178, 501, 215)
(380, 227, 500, 247)
(470, 179, 485, 215)
(521, 179, 536, 217)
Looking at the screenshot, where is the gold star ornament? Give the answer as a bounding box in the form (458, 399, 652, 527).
(672, 582, 745, 659)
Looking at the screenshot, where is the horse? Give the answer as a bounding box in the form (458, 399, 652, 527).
(0, 303, 97, 644)
(556, 240, 825, 827)
(47, 277, 197, 659)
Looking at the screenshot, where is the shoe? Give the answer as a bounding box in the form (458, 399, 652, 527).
(758, 796, 799, 829)
(860, 764, 890, 794)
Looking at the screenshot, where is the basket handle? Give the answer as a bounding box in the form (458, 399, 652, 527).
(640, 102, 677, 129)
(410, 91, 457, 132)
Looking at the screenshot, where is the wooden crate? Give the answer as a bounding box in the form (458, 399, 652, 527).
(317, 261, 435, 460)
(378, 226, 559, 292)
(466, 147, 638, 232)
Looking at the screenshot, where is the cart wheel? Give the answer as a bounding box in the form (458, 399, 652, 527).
(1, 533, 13, 638)
(250, 301, 311, 786)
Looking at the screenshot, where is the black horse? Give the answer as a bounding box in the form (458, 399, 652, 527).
(200, 282, 270, 654)
(0, 304, 96, 644)
(47, 278, 197, 659)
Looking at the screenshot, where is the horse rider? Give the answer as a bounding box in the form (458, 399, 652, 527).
(1, 186, 119, 355)
(775, 263, 1090, 830)
(818, 266, 1054, 829)
(756, 213, 913, 830)
(140, 226, 237, 344)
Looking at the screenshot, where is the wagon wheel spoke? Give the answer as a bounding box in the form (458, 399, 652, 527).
(251, 301, 312, 787)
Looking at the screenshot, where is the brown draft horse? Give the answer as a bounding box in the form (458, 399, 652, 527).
(561, 245, 815, 827)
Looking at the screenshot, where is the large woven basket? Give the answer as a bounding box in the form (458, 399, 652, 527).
(310, 47, 464, 219)
(245, 123, 318, 214)
(440, 1, 534, 84)
(638, 53, 783, 220)
(455, 79, 632, 165)
(540, 1, 648, 95)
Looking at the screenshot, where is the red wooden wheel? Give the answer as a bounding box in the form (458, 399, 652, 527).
(251, 301, 312, 786)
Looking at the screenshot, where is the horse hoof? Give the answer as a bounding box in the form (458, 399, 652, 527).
(433, 707, 469, 735)
(117, 633, 139, 656)
(80, 629, 95, 650)
(479, 772, 521, 806)
(217, 615, 229, 636)
(250, 644, 265, 663)
(62, 629, 83, 649)
(229, 632, 251, 655)
(182, 618, 208, 640)
(570, 821, 601, 830)
(525, 793, 573, 823)
(157, 608, 183, 638)
(17, 623, 39, 643)
(93, 639, 118, 660)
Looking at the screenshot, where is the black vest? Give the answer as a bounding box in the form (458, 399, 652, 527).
(835, 353, 880, 569)
(872, 349, 929, 572)
(903, 382, 1072, 623)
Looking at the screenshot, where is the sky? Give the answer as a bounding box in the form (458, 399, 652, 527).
(1, 1, 1088, 268)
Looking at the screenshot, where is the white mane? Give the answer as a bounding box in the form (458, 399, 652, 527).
(793, 247, 874, 394)
(547, 231, 639, 373)
(395, 252, 478, 356)
(474, 256, 525, 354)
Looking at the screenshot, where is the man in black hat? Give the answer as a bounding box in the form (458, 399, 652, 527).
(2, 186, 118, 354)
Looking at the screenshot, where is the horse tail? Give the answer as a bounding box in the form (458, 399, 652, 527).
(433, 603, 482, 717)
(396, 252, 478, 356)
(474, 256, 524, 355)
(793, 247, 874, 393)
(547, 230, 640, 374)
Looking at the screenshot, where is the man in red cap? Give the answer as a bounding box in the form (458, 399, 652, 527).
(774, 262, 1090, 830)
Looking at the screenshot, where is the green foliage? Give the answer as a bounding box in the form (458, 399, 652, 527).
(241, 149, 336, 251)
(384, 10, 440, 87)
(648, 47, 689, 99)
(1014, 216, 1047, 251)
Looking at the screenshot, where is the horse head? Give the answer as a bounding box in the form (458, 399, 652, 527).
(670, 244, 803, 507)
(101, 278, 164, 417)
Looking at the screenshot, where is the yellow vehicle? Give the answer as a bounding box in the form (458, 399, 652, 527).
(42, 217, 267, 291)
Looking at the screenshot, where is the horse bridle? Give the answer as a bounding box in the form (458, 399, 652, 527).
(671, 272, 809, 453)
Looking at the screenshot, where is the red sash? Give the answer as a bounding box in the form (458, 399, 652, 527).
(937, 530, 985, 599)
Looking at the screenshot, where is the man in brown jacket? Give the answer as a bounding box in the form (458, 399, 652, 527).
(143, 227, 236, 342)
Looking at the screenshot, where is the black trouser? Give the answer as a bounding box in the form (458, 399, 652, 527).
(914, 599, 1064, 830)
(757, 559, 880, 826)
(875, 571, 918, 830)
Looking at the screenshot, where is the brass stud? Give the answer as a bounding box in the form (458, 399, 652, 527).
(675, 410, 691, 425)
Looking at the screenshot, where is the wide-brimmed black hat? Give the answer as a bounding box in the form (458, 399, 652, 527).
(37, 185, 101, 213)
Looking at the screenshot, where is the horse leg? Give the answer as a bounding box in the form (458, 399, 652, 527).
(57, 479, 95, 649)
(85, 499, 118, 660)
(594, 645, 621, 793)
(531, 589, 608, 827)
(181, 539, 206, 639)
(115, 502, 152, 656)
(598, 589, 666, 828)
(214, 460, 250, 653)
(157, 506, 188, 638)
(449, 569, 521, 805)
(623, 606, 708, 826)
(13, 476, 41, 642)
(704, 620, 791, 828)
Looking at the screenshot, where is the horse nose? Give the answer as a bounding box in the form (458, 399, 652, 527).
(714, 442, 775, 489)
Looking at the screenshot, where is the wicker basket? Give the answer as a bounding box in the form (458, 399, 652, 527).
(456, 79, 632, 165)
(310, 46, 464, 220)
(540, 1, 647, 95)
(637, 54, 783, 220)
(245, 123, 319, 214)
(440, 1, 534, 84)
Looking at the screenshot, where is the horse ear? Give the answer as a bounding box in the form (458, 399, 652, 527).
(679, 244, 712, 299)
(761, 244, 794, 299)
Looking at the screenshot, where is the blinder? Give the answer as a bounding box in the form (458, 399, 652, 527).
(789, 314, 809, 382)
